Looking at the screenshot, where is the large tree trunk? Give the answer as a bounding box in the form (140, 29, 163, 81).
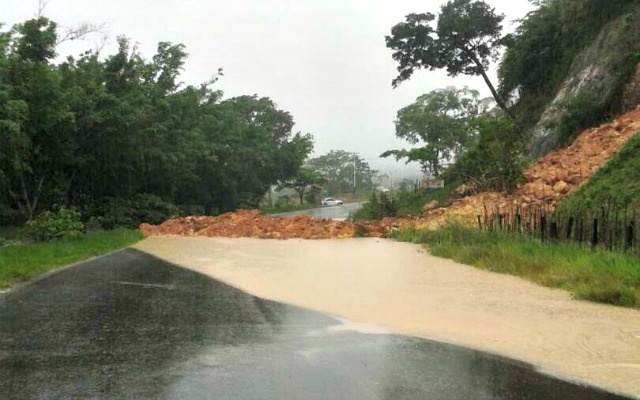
(8, 176, 45, 219)
(297, 189, 304, 205)
(468, 53, 513, 118)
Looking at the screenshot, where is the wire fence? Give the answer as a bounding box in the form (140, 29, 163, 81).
(477, 203, 639, 255)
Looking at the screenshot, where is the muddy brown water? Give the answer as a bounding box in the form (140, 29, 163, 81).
(135, 236, 640, 398)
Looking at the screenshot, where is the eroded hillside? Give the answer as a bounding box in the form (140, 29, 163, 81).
(421, 106, 640, 229)
(141, 106, 640, 239)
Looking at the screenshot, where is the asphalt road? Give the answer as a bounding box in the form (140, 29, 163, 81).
(273, 202, 362, 220)
(0, 250, 631, 400)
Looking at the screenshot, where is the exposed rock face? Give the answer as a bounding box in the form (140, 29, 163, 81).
(621, 63, 640, 111)
(528, 6, 640, 157)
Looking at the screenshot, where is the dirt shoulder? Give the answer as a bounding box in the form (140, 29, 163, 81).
(135, 236, 640, 398)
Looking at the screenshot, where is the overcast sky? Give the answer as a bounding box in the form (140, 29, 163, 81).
(3, 0, 534, 176)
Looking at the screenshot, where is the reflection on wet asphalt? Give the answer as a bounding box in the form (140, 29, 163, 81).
(273, 202, 361, 219)
(0, 249, 631, 399)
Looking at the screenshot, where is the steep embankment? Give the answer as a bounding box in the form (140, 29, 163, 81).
(422, 106, 640, 228)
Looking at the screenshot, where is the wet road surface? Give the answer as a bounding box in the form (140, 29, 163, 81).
(273, 202, 361, 219)
(0, 249, 631, 399)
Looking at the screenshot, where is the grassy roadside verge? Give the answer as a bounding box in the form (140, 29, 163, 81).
(0, 229, 143, 289)
(392, 225, 640, 308)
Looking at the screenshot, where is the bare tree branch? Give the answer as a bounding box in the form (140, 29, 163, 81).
(93, 34, 109, 56)
(36, 0, 49, 18)
(56, 22, 106, 46)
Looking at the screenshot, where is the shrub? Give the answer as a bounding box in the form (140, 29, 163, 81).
(444, 115, 524, 193)
(549, 92, 611, 146)
(26, 208, 84, 242)
(351, 192, 398, 221)
(95, 194, 182, 229)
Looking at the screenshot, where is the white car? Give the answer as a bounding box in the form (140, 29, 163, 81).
(321, 197, 343, 206)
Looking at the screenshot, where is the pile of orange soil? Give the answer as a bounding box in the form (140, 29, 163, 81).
(421, 106, 640, 229)
(140, 209, 416, 239)
(141, 107, 640, 238)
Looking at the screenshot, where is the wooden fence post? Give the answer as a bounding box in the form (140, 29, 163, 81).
(566, 217, 574, 240)
(625, 221, 634, 251)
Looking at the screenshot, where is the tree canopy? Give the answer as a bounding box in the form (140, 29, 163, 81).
(386, 0, 510, 114)
(283, 168, 327, 205)
(306, 151, 377, 195)
(382, 87, 481, 177)
(0, 16, 313, 224)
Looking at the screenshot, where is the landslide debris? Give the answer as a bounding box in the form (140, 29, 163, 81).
(141, 106, 640, 239)
(140, 209, 415, 239)
(421, 106, 640, 228)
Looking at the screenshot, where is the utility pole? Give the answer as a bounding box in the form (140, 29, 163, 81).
(353, 153, 357, 194)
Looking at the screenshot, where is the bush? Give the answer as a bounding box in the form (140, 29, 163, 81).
(351, 192, 398, 221)
(549, 92, 611, 146)
(26, 208, 84, 242)
(444, 115, 524, 193)
(94, 194, 182, 229)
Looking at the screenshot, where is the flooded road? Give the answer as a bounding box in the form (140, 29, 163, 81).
(0, 249, 629, 399)
(272, 202, 362, 219)
(135, 236, 640, 399)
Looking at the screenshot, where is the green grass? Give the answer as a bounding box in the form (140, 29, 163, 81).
(0, 229, 143, 289)
(392, 225, 640, 308)
(555, 133, 640, 213)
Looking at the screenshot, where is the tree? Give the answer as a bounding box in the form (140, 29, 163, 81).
(0, 16, 314, 224)
(444, 114, 523, 192)
(386, 0, 510, 115)
(0, 17, 80, 219)
(306, 151, 377, 195)
(284, 168, 326, 205)
(381, 87, 480, 177)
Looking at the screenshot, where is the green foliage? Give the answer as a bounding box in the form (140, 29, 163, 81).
(444, 115, 524, 192)
(352, 224, 367, 238)
(351, 192, 398, 221)
(549, 92, 612, 146)
(386, 0, 509, 113)
(306, 151, 376, 195)
(0, 203, 22, 225)
(392, 224, 640, 308)
(283, 168, 327, 205)
(0, 229, 142, 288)
(499, 0, 638, 133)
(555, 134, 640, 213)
(382, 87, 481, 176)
(352, 187, 453, 221)
(94, 194, 182, 229)
(25, 208, 84, 241)
(0, 17, 313, 221)
(396, 188, 451, 216)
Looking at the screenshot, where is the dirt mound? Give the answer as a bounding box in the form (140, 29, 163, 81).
(140, 209, 415, 239)
(141, 107, 640, 238)
(421, 106, 640, 228)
